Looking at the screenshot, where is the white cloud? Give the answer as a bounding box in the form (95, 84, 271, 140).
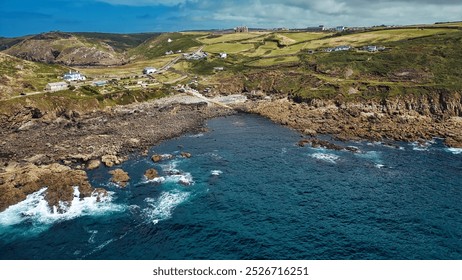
(96, 0, 192, 6)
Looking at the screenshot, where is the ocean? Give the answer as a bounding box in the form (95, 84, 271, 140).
(0, 114, 461, 259)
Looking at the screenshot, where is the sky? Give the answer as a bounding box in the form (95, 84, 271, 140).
(1, 0, 461, 37)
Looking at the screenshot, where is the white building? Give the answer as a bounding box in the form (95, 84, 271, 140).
(46, 82, 68, 92)
(143, 67, 157, 74)
(219, 53, 228, 59)
(63, 71, 86, 82)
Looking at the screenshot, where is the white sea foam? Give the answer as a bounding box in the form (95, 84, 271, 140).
(189, 133, 204, 138)
(447, 148, 462, 155)
(310, 153, 339, 163)
(0, 187, 125, 229)
(145, 177, 166, 184)
(143, 191, 190, 224)
(165, 173, 195, 186)
(411, 141, 431, 151)
(211, 170, 223, 176)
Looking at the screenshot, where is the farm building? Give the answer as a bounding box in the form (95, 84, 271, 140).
(46, 82, 68, 92)
(234, 26, 249, 33)
(63, 71, 86, 81)
(93, 80, 107, 87)
(219, 53, 228, 59)
(143, 67, 157, 74)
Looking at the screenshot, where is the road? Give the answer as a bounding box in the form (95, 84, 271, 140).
(182, 86, 234, 109)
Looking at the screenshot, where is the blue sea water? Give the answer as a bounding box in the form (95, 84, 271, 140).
(0, 114, 461, 260)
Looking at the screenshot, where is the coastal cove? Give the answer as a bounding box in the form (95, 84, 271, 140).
(1, 114, 461, 259)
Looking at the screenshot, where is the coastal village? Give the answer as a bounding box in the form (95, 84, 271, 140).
(43, 25, 387, 95)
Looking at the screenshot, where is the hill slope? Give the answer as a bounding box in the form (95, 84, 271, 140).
(3, 32, 128, 66)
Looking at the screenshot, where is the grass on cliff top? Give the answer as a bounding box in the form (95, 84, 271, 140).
(301, 30, 462, 87)
(291, 30, 462, 101)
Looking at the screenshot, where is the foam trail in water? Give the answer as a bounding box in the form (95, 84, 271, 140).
(142, 191, 190, 224)
(310, 153, 339, 164)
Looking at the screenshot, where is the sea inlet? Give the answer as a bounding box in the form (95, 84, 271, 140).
(1, 114, 461, 259)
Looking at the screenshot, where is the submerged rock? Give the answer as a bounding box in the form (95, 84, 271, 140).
(109, 168, 130, 187)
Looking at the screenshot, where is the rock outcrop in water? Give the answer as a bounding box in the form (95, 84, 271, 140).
(109, 169, 130, 187)
(144, 168, 159, 180)
(0, 162, 95, 212)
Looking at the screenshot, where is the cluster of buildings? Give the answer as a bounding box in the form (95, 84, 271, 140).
(234, 26, 249, 33)
(323, 45, 386, 53)
(184, 51, 208, 60)
(46, 71, 86, 92)
(325, 45, 352, 52)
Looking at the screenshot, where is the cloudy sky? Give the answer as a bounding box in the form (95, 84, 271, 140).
(1, 0, 461, 37)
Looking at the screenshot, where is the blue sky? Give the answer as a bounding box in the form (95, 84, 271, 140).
(1, 0, 461, 37)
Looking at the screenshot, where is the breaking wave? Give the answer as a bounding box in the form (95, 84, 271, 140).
(142, 191, 190, 224)
(310, 153, 339, 163)
(0, 187, 125, 234)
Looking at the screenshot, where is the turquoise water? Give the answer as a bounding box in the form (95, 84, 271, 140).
(0, 114, 461, 259)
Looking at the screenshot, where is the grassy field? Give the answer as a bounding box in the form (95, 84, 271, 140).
(74, 57, 174, 77)
(203, 43, 254, 54)
(198, 32, 268, 44)
(277, 32, 331, 43)
(246, 56, 300, 67)
(300, 28, 459, 49)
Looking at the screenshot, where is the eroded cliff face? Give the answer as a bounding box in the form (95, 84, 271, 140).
(244, 90, 462, 147)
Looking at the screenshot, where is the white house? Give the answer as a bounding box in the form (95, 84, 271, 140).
(46, 82, 68, 92)
(143, 67, 157, 75)
(167, 38, 172, 43)
(63, 71, 85, 82)
(334, 45, 351, 51)
(219, 53, 228, 59)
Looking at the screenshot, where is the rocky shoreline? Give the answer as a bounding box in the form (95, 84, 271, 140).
(240, 94, 462, 148)
(0, 94, 233, 211)
(1, 90, 461, 212)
